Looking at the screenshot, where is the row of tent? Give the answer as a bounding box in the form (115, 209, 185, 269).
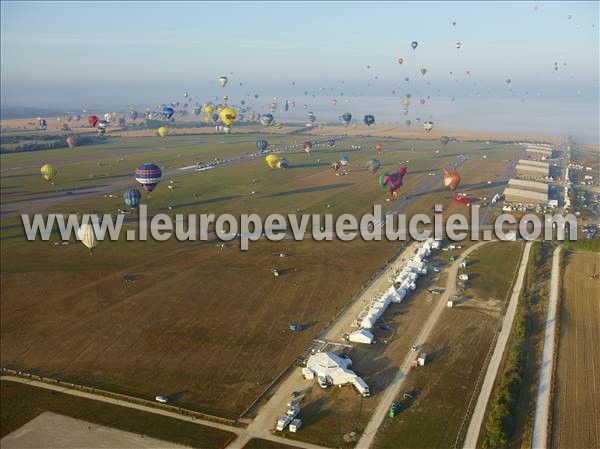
(354, 238, 442, 335)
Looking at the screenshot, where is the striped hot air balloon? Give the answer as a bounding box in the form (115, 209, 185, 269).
(366, 158, 381, 174)
(40, 164, 57, 182)
(134, 163, 162, 193)
(123, 188, 142, 209)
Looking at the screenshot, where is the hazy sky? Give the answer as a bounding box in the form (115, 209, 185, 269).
(1, 1, 598, 109)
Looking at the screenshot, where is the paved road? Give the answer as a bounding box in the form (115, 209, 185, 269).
(531, 245, 562, 449)
(462, 240, 533, 449)
(357, 240, 493, 449)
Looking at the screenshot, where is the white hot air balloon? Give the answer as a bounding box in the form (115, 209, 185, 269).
(77, 223, 99, 253)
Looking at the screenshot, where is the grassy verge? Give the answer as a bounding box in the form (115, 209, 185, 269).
(480, 240, 552, 448)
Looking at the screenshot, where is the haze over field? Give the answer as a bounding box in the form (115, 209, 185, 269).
(1, 1, 598, 141)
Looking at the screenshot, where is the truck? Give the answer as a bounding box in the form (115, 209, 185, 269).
(276, 415, 292, 431)
(286, 405, 300, 419)
(155, 395, 169, 404)
(289, 419, 302, 433)
(458, 274, 469, 281)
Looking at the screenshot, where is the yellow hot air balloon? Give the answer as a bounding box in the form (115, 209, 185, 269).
(77, 223, 99, 253)
(158, 126, 169, 137)
(219, 107, 237, 126)
(40, 164, 57, 182)
(266, 154, 279, 169)
(204, 105, 215, 115)
(223, 95, 229, 102)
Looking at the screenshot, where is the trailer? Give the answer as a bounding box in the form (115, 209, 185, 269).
(289, 419, 302, 433)
(276, 415, 292, 431)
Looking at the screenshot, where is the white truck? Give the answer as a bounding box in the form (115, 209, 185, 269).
(289, 419, 302, 433)
(276, 415, 292, 431)
(155, 395, 168, 404)
(287, 405, 300, 419)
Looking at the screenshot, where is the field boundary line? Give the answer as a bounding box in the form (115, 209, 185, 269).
(0, 369, 238, 428)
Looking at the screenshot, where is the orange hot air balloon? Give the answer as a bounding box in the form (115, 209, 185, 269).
(375, 142, 383, 154)
(443, 167, 461, 191)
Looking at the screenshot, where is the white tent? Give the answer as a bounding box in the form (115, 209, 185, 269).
(304, 352, 369, 396)
(348, 329, 374, 344)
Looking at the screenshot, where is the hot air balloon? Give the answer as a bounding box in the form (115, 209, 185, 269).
(256, 139, 268, 152)
(123, 188, 141, 209)
(443, 167, 461, 191)
(379, 167, 407, 197)
(162, 107, 174, 119)
(328, 138, 336, 147)
(219, 107, 237, 126)
(158, 126, 169, 137)
(331, 99, 338, 106)
(364, 114, 375, 126)
(96, 120, 108, 132)
(401, 97, 411, 107)
(398, 57, 404, 64)
(423, 121, 434, 132)
(40, 164, 57, 182)
(411, 41, 418, 50)
(135, 163, 162, 193)
(204, 104, 215, 115)
(341, 112, 352, 125)
(260, 114, 274, 126)
(440, 136, 450, 146)
(308, 112, 316, 123)
(331, 161, 341, 173)
(455, 42, 462, 49)
(375, 143, 383, 154)
(66, 136, 76, 148)
(303, 141, 313, 153)
(129, 110, 139, 120)
(277, 157, 289, 169)
(366, 158, 381, 174)
(340, 156, 349, 168)
(420, 68, 427, 76)
(77, 223, 99, 253)
(218, 76, 228, 87)
(506, 78, 512, 86)
(266, 154, 279, 169)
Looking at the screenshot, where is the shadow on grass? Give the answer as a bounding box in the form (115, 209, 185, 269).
(265, 183, 353, 198)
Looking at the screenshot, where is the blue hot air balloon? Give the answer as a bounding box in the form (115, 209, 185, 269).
(162, 107, 174, 120)
(256, 139, 268, 151)
(123, 188, 141, 209)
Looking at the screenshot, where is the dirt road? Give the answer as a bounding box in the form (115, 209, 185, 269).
(357, 240, 494, 449)
(462, 240, 532, 449)
(531, 245, 560, 449)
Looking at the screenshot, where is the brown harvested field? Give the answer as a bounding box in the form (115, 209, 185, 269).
(551, 251, 600, 449)
(0, 380, 235, 448)
(1, 237, 397, 419)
